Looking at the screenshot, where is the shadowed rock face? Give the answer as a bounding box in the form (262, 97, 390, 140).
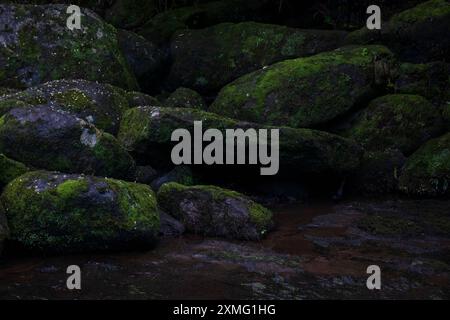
(158, 182, 273, 240)
(0, 4, 138, 90)
(210, 45, 396, 129)
(399, 132, 450, 197)
(394, 62, 450, 104)
(0, 105, 135, 179)
(166, 22, 347, 94)
(343, 94, 445, 155)
(117, 30, 167, 94)
(118, 106, 363, 177)
(1, 171, 160, 253)
(136, 0, 276, 45)
(0, 203, 9, 256)
(164, 87, 207, 110)
(345, 0, 450, 63)
(0, 154, 29, 189)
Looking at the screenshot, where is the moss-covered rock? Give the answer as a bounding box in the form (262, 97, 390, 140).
(210, 45, 396, 128)
(118, 106, 363, 176)
(136, 0, 275, 45)
(0, 105, 135, 179)
(343, 94, 444, 155)
(0, 171, 160, 252)
(0, 202, 9, 255)
(395, 62, 450, 104)
(158, 182, 272, 240)
(167, 22, 347, 93)
(0, 4, 138, 90)
(348, 149, 406, 195)
(399, 132, 450, 197)
(164, 87, 207, 110)
(0, 79, 154, 134)
(345, 0, 450, 63)
(117, 30, 167, 93)
(0, 154, 29, 189)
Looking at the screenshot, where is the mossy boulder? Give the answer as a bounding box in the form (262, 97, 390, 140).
(167, 22, 347, 93)
(164, 87, 207, 110)
(395, 62, 450, 104)
(210, 45, 396, 128)
(343, 94, 444, 155)
(349, 149, 406, 195)
(0, 105, 135, 179)
(0, 4, 138, 90)
(118, 106, 363, 176)
(157, 182, 273, 240)
(0, 203, 9, 255)
(0, 79, 155, 134)
(345, 0, 450, 63)
(117, 30, 167, 93)
(399, 132, 450, 197)
(0, 171, 160, 252)
(136, 0, 275, 45)
(0, 154, 29, 189)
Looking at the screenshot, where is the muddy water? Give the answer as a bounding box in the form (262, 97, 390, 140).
(0, 199, 449, 299)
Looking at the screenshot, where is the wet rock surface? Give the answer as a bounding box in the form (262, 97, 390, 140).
(1, 199, 448, 299)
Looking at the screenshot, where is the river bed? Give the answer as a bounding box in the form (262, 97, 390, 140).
(1, 198, 449, 299)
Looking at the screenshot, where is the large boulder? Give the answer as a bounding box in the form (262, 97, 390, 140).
(0, 105, 135, 179)
(345, 0, 450, 63)
(0, 79, 156, 134)
(117, 30, 167, 93)
(0, 203, 8, 255)
(118, 106, 363, 176)
(399, 132, 450, 197)
(395, 62, 450, 104)
(167, 22, 347, 93)
(157, 182, 273, 240)
(0, 4, 138, 90)
(1, 171, 160, 252)
(343, 94, 444, 155)
(136, 0, 275, 45)
(0, 154, 29, 189)
(210, 45, 396, 129)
